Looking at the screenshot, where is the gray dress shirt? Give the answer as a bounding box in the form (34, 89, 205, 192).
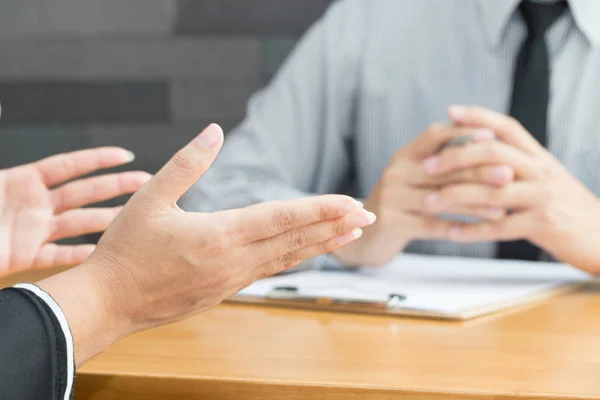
(180, 0, 600, 262)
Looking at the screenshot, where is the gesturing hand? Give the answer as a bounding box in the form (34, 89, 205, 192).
(53, 124, 374, 363)
(424, 106, 600, 274)
(0, 148, 151, 277)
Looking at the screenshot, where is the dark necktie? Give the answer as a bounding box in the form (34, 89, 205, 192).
(496, 0, 567, 261)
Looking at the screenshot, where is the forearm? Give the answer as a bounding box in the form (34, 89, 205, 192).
(36, 260, 131, 368)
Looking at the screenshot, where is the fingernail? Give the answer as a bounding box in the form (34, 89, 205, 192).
(492, 166, 513, 183)
(472, 129, 495, 141)
(138, 173, 153, 183)
(336, 228, 363, 245)
(124, 150, 135, 162)
(367, 212, 377, 224)
(341, 200, 364, 214)
(195, 124, 222, 148)
(449, 105, 466, 120)
(351, 211, 376, 227)
(449, 227, 462, 239)
(340, 203, 360, 215)
(425, 192, 441, 209)
(424, 156, 440, 174)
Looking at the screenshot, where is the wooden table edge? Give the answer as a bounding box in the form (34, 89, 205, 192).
(75, 371, 600, 400)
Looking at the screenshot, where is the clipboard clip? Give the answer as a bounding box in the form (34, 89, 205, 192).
(268, 286, 407, 309)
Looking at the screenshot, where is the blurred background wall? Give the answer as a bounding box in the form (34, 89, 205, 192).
(0, 0, 333, 243)
(0, 0, 334, 172)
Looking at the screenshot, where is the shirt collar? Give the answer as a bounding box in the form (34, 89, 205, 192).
(477, 0, 600, 46)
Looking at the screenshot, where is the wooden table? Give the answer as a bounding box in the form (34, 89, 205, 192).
(3, 271, 600, 400)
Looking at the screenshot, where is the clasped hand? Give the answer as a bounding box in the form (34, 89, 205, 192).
(335, 106, 600, 274)
(427, 106, 600, 274)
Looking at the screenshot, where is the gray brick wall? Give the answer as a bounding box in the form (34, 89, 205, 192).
(0, 0, 332, 243)
(0, 0, 336, 170)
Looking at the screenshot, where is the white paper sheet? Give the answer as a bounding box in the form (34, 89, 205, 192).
(237, 254, 590, 317)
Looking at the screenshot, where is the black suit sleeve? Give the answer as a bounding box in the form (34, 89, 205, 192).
(0, 287, 74, 400)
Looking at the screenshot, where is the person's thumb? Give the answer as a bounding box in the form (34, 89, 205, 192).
(137, 124, 224, 206)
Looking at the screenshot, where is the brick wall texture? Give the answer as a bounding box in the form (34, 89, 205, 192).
(0, 0, 334, 171)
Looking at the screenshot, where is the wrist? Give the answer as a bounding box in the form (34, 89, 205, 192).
(82, 255, 140, 341)
(36, 260, 133, 366)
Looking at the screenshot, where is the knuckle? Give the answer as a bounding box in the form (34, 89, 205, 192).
(379, 187, 393, 207)
(202, 226, 231, 255)
(538, 206, 559, 226)
(485, 187, 501, 203)
(477, 167, 493, 182)
(423, 123, 445, 141)
(392, 147, 412, 165)
(219, 212, 241, 238)
(286, 251, 301, 264)
(501, 116, 523, 133)
(261, 263, 280, 277)
(439, 186, 461, 203)
(286, 229, 308, 251)
(207, 268, 233, 288)
(334, 220, 347, 237)
(253, 270, 270, 283)
(170, 151, 196, 177)
(54, 187, 69, 210)
(539, 185, 557, 204)
(210, 237, 230, 255)
(317, 201, 336, 220)
(537, 206, 559, 227)
(113, 173, 128, 193)
(379, 185, 402, 210)
(277, 252, 294, 267)
(442, 148, 465, 168)
(422, 217, 443, 235)
(450, 171, 471, 185)
(131, 192, 163, 214)
(534, 187, 561, 226)
(462, 168, 487, 184)
(279, 261, 299, 274)
(381, 167, 405, 186)
(320, 240, 338, 254)
(272, 207, 298, 231)
(482, 142, 501, 160)
(537, 162, 556, 180)
(57, 155, 77, 177)
(179, 249, 201, 272)
(373, 206, 392, 226)
(174, 295, 199, 314)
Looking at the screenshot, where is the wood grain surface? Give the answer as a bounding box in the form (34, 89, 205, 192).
(3, 270, 600, 400)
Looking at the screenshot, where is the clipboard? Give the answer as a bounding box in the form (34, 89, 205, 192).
(229, 254, 591, 321)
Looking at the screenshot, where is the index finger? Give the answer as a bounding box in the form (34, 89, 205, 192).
(407, 124, 496, 159)
(431, 141, 537, 180)
(34, 147, 135, 188)
(132, 124, 224, 210)
(228, 195, 364, 244)
(448, 105, 543, 155)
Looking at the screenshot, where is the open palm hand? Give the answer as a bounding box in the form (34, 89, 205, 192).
(0, 147, 151, 277)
